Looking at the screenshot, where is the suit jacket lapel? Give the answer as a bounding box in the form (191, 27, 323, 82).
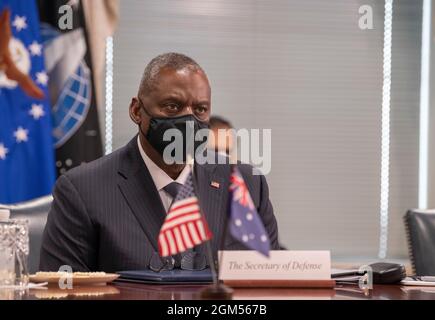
(194, 163, 231, 255)
(117, 137, 166, 252)
(117, 138, 233, 259)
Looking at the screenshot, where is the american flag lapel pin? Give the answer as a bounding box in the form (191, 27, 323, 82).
(210, 181, 220, 189)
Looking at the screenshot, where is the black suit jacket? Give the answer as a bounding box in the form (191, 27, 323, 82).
(39, 137, 280, 272)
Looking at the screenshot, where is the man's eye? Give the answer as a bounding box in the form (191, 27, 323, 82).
(164, 104, 180, 112)
(195, 106, 208, 114)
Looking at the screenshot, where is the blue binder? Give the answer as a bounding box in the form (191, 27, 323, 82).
(116, 269, 213, 285)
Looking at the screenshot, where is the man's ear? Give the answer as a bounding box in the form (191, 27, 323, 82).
(129, 97, 142, 124)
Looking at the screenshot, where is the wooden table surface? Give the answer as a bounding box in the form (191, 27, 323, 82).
(2, 282, 434, 300)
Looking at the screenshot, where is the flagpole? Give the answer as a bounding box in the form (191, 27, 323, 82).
(190, 159, 233, 299)
(190, 161, 218, 285)
(216, 164, 234, 280)
(205, 239, 218, 287)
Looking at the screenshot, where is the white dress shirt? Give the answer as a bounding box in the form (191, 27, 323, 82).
(137, 136, 190, 212)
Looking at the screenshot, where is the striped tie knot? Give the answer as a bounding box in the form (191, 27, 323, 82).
(163, 182, 182, 199)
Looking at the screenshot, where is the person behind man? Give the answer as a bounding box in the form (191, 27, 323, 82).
(208, 115, 235, 156)
(39, 52, 280, 272)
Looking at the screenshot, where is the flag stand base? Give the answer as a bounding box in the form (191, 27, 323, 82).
(200, 282, 233, 300)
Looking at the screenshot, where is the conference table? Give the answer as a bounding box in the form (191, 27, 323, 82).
(2, 282, 434, 300)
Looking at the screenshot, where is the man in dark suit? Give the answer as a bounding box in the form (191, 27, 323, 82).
(40, 53, 280, 272)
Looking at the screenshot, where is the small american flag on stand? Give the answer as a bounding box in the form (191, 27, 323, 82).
(158, 169, 212, 257)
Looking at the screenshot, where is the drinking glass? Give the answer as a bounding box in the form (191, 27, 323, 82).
(11, 219, 29, 287)
(0, 219, 29, 288)
(0, 222, 16, 288)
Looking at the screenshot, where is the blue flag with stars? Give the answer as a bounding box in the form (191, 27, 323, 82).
(229, 167, 271, 257)
(0, 0, 55, 204)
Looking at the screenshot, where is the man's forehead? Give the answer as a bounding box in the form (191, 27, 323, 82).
(150, 67, 210, 94)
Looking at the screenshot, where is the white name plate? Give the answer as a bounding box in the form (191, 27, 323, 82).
(219, 250, 331, 281)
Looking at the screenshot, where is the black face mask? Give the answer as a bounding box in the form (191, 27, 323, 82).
(139, 105, 209, 163)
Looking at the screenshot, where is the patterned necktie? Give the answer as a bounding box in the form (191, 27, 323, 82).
(163, 182, 182, 199)
(163, 181, 187, 266)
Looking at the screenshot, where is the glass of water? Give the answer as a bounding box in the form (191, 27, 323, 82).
(0, 222, 17, 288)
(0, 219, 29, 288)
(11, 219, 29, 287)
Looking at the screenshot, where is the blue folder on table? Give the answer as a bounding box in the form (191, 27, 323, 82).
(116, 269, 213, 285)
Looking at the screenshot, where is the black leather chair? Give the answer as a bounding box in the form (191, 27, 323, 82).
(6, 197, 52, 274)
(404, 209, 435, 276)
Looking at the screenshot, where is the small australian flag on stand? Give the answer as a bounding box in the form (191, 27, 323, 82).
(229, 167, 270, 257)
